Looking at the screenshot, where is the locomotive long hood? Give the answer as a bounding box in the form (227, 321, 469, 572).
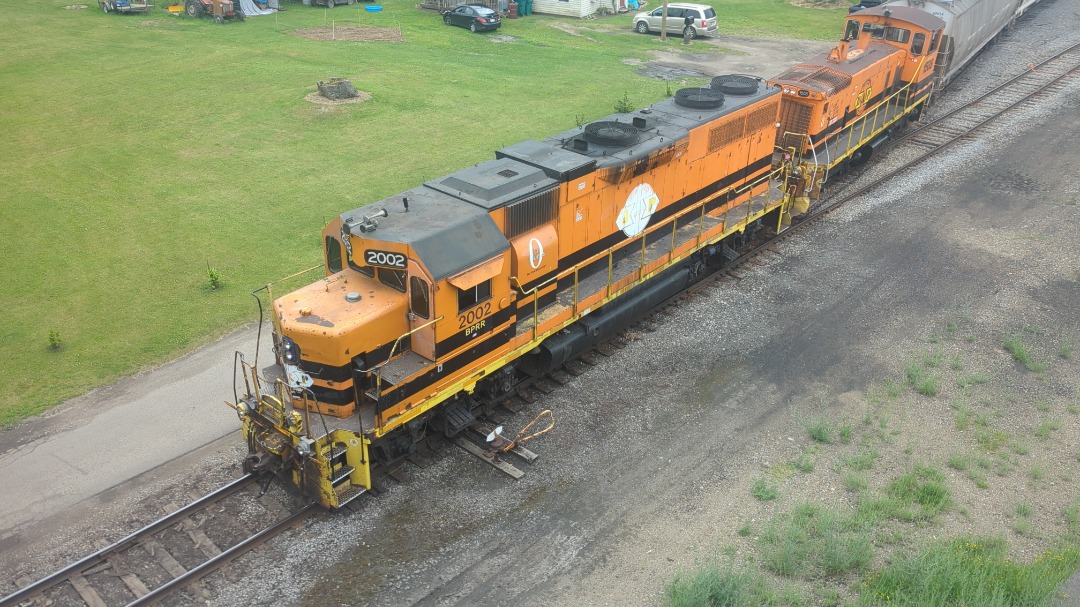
(275, 271, 408, 367)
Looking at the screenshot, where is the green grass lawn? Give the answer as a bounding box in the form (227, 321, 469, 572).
(0, 0, 845, 425)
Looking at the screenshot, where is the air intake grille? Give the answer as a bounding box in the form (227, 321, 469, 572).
(505, 188, 558, 238)
(774, 65, 852, 95)
(708, 118, 744, 153)
(746, 102, 778, 134)
(776, 100, 813, 149)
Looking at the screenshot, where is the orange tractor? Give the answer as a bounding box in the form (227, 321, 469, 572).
(185, 0, 244, 22)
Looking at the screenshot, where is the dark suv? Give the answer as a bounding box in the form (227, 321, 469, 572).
(848, 0, 885, 13)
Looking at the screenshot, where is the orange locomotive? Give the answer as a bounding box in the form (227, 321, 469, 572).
(232, 76, 823, 508)
(771, 6, 945, 169)
(231, 7, 948, 510)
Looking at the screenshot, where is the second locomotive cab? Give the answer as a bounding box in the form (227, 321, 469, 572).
(770, 6, 945, 168)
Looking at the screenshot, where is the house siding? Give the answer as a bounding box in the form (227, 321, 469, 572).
(532, 0, 600, 18)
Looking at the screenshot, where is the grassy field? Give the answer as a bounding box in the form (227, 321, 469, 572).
(0, 0, 846, 425)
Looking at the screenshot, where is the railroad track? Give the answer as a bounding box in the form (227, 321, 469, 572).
(1, 475, 314, 607)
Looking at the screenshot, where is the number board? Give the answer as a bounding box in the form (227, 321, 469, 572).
(364, 249, 407, 269)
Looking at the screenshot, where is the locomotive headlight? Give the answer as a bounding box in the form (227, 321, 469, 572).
(280, 336, 301, 364)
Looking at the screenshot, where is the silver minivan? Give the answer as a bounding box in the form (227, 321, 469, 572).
(632, 3, 718, 39)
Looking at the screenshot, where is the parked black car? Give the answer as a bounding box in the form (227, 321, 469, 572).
(848, 0, 885, 13)
(443, 4, 501, 32)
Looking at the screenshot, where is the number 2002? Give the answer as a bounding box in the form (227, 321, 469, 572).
(458, 302, 491, 329)
(364, 250, 406, 268)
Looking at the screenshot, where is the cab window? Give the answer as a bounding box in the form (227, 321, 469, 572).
(379, 268, 406, 292)
(885, 27, 910, 43)
(911, 32, 926, 55)
(844, 19, 860, 41)
(929, 30, 940, 53)
(458, 280, 492, 312)
(325, 236, 343, 273)
(409, 277, 430, 319)
(862, 22, 884, 38)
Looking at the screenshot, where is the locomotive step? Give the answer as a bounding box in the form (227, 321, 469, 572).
(335, 483, 367, 508)
(331, 465, 355, 485)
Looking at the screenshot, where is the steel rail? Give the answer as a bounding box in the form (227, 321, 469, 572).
(909, 40, 1080, 139)
(814, 41, 1080, 219)
(125, 503, 318, 607)
(0, 474, 257, 607)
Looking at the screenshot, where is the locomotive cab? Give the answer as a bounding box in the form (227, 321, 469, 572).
(769, 6, 945, 167)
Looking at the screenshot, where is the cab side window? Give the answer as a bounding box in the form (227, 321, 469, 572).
(885, 27, 910, 44)
(929, 30, 940, 53)
(379, 269, 406, 292)
(409, 276, 430, 319)
(911, 32, 926, 55)
(844, 20, 860, 41)
(325, 236, 343, 273)
(458, 280, 492, 312)
(862, 22, 884, 39)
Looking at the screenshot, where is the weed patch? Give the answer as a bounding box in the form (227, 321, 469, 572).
(1003, 335, 1046, 372)
(759, 504, 874, 579)
(858, 538, 1080, 606)
(751, 478, 779, 502)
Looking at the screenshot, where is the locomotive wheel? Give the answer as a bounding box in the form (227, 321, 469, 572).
(850, 145, 872, 166)
(635, 21, 648, 34)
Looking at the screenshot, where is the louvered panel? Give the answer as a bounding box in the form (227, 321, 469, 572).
(707, 117, 746, 153)
(505, 188, 558, 238)
(776, 100, 813, 149)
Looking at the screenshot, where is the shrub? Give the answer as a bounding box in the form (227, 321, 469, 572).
(47, 329, 63, 351)
(613, 91, 635, 113)
(206, 264, 224, 290)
